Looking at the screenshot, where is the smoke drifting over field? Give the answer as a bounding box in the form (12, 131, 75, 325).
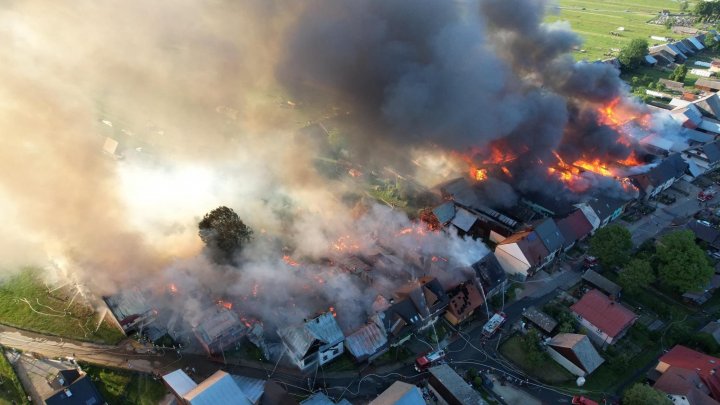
(0, 0, 658, 331)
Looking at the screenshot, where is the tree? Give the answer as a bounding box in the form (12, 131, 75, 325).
(657, 230, 713, 293)
(198, 206, 253, 263)
(589, 225, 633, 269)
(680, 1, 689, 12)
(669, 64, 688, 82)
(619, 38, 649, 72)
(619, 259, 656, 294)
(707, 34, 719, 52)
(520, 330, 545, 366)
(623, 383, 672, 405)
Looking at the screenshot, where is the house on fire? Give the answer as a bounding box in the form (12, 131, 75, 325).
(277, 312, 345, 371)
(193, 306, 248, 357)
(103, 289, 161, 339)
(375, 277, 449, 346)
(629, 153, 688, 200)
(471, 253, 508, 300)
(444, 282, 484, 326)
(570, 289, 637, 348)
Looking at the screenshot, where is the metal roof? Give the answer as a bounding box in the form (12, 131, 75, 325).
(522, 306, 558, 334)
(548, 333, 605, 374)
(428, 364, 485, 405)
(451, 208, 478, 232)
(301, 393, 352, 405)
(277, 312, 344, 359)
(582, 269, 622, 296)
(183, 371, 251, 405)
(370, 381, 425, 405)
(345, 322, 388, 360)
(163, 369, 198, 397)
(533, 218, 565, 253)
(195, 307, 247, 345)
(432, 202, 456, 224)
(232, 375, 266, 404)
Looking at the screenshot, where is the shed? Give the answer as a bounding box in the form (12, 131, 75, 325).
(522, 306, 558, 334)
(582, 269, 622, 297)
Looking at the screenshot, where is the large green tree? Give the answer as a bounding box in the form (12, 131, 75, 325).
(669, 64, 688, 83)
(619, 259, 655, 294)
(198, 206, 253, 263)
(623, 383, 672, 405)
(657, 230, 713, 293)
(589, 225, 633, 269)
(618, 38, 649, 72)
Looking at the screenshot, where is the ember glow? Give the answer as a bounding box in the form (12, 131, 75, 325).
(283, 255, 300, 267)
(472, 168, 488, 181)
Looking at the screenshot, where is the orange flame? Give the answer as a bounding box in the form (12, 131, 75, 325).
(617, 151, 642, 166)
(501, 166, 512, 177)
(283, 255, 299, 267)
(169, 284, 178, 294)
(329, 306, 337, 317)
(472, 167, 488, 181)
(217, 300, 233, 310)
(573, 158, 612, 177)
(348, 168, 362, 178)
(332, 235, 360, 252)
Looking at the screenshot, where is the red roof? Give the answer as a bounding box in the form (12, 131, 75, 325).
(659, 346, 720, 400)
(570, 289, 637, 338)
(572, 396, 598, 405)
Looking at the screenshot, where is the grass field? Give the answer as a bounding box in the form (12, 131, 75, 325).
(81, 363, 167, 405)
(499, 335, 574, 384)
(547, 0, 689, 61)
(0, 269, 125, 344)
(0, 348, 27, 405)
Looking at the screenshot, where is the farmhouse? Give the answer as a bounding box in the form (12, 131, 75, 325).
(570, 289, 637, 347)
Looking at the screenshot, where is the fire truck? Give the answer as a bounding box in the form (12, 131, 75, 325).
(698, 188, 717, 202)
(482, 312, 507, 337)
(414, 349, 446, 372)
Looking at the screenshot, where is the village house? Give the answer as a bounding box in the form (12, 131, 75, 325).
(301, 393, 351, 405)
(163, 369, 277, 405)
(651, 345, 720, 404)
(444, 282, 484, 326)
(103, 289, 161, 339)
(376, 277, 449, 346)
(45, 369, 106, 405)
(533, 217, 565, 263)
(427, 364, 487, 405)
(471, 253, 509, 300)
(630, 154, 689, 200)
(570, 289, 637, 347)
(546, 333, 605, 377)
(369, 381, 425, 405)
(682, 274, 720, 305)
(697, 78, 720, 93)
(193, 306, 247, 357)
(494, 230, 550, 279)
(277, 312, 345, 371)
(344, 319, 388, 363)
(556, 209, 594, 251)
(682, 140, 720, 178)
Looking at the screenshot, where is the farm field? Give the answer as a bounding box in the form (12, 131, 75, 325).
(546, 0, 687, 61)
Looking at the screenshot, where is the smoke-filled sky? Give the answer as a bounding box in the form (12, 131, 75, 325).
(0, 0, 664, 330)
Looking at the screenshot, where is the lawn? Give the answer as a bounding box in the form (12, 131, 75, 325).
(80, 363, 167, 405)
(547, 0, 687, 61)
(0, 269, 125, 344)
(0, 348, 27, 405)
(498, 335, 574, 384)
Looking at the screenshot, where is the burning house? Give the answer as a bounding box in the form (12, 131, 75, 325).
(444, 282, 484, 326)
(193, 306, 247, 357)
(103, 289, 162, 339)
(471, 253, 508, 300)
(277, 312, 345, 371)
(375, 276, 449, 346)
(629, 153, 688, 200)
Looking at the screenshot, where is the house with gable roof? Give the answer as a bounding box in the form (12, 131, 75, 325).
(570, 289, 637, 347)
(277, 312, 345, 371)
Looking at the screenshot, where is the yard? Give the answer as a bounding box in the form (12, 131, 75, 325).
(80, 363, 167, 405)
(0, 348, 27, 405)
(547, 0, 683, 61)
(0, 269, 125, 344)
(498, 335, 574, 384)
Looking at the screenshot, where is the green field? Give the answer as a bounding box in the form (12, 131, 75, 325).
(81, 363, 167, 405)
(499, 335, 575, 384)
(0, 269, 125, 344)
(0, 348, 27, 405)
(547, 0, 690, 61)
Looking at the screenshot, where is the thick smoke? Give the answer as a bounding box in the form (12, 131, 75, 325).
(0, 0, 646, 344)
